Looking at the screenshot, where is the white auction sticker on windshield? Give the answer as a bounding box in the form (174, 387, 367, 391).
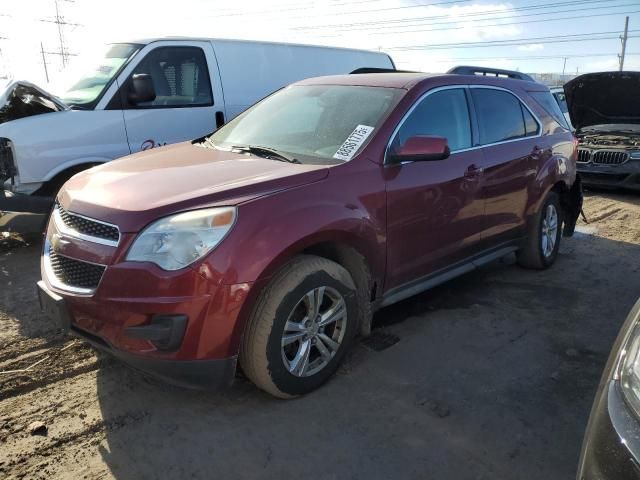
(333, 125, 375, 161)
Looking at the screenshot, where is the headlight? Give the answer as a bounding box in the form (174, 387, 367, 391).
(126, 207, 236, 271)
(618, 302, 640, 416)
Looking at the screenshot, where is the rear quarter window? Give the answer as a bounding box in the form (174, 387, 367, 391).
(529, 91, 570, 130)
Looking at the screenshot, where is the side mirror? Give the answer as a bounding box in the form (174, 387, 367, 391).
(128, 74, 156, 104)
(389, 135, 450, 163)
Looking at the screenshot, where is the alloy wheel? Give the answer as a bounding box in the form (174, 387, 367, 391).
(281, 286, 348, 377)
(541, 204, 558, 258)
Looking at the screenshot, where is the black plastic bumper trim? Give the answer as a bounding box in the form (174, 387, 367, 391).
(71, 325, 237, 390)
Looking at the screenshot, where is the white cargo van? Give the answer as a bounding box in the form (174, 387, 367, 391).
(0, 37, 394, 232)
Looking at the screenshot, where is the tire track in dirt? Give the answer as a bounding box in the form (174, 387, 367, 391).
(0, 341, 110, 400)
(2, 410, 148, 480)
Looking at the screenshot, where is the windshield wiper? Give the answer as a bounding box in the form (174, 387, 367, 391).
(231, 145, 300, 164)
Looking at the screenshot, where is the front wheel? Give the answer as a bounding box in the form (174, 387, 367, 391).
(240, 255, 358, 398)
(517, 191, 563, 269)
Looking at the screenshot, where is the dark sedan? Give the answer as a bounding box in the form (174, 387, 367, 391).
(578, 298, 640, 479)
(565, 72, 640, 191)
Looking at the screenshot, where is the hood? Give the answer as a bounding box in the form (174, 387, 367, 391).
(0, 80, 68, 125)
(564, 71, 640, 131)
(59, 142, 330, 232)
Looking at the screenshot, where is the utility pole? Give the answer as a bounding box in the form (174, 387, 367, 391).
(562, 57, 567, 77)
(41, 42, 50, 83)
(619, 16, 629, 71)
(40, 0, 81, 69)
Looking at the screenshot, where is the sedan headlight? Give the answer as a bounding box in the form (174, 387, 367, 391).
(126, 207, 236, 271)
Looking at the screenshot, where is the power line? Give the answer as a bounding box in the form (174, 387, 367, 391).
(386, 30, 640, 50)
(334, 2, 640, 33)
(293, 0, 624, 30)
(427, 52, 640, 61)
(198, 0, 471, 19)
(315, 8, 640, 39)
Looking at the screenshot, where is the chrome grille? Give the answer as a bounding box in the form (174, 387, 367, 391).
(48, 246, 105, 290)
(592, 150, 629, 165)
(55, 203, 120, 245)
(577, 149, 591, 163)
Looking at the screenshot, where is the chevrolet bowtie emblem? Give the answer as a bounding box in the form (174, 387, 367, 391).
(50, 233, 70, 251)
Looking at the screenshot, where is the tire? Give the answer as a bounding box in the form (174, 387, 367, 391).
(240, 255, 358, 398)
(517, 191, 563, 270)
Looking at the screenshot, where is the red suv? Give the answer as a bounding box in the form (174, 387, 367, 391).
(37, 69, 582, 398)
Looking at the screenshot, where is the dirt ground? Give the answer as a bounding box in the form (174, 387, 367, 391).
(1, 191, 639, 480)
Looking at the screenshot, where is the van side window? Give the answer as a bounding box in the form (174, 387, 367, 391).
(472, 89, 532, 144)
(393, 89, 472, 152)
(126, 47, 213, 108)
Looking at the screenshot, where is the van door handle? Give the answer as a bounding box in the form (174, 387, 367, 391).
(215, 111, 225, 128)
(464, 164, 484, 178)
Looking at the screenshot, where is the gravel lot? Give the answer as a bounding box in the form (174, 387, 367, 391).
(1, 191, 639, 480)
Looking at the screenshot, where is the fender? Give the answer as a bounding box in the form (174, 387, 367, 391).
(215, 212, 384, 357)
(527, 148, 576, 217)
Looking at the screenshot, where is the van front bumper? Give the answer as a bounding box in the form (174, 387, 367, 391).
(0, 190, 53, 233)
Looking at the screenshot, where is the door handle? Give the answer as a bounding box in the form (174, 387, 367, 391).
(464, 164, 484, 178)
(531, 145, 546, 160)
(215, 111, 225, 128)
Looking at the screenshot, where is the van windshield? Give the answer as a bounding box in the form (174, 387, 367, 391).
(207, 84, 403, 164)
(58, 43, 141, 108)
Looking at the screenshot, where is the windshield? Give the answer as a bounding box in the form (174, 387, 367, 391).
(207, 84, 403, 164)
(58, 43, 141, 107)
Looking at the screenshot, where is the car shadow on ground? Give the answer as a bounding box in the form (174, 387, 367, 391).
(94, 231, 640, 480)
(0, 236, 56, 341)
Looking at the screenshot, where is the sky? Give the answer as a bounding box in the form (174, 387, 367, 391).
(0, 0, 638, 87)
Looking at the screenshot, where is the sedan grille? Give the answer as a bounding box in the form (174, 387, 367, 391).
(577, 149, 591, 163)
(48, 247, 106, 290)
(592, 150, 629, 165)
(56, 203, 120, 244)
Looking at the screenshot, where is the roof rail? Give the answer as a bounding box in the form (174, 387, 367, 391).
(447, 66, 535, 82)
(350, 67, 416, 74)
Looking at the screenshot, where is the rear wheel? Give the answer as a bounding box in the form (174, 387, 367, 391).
(240, 255, 358, 398)
(517, 191, 562, 269)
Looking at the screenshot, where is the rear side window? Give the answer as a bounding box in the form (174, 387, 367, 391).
(472, 89, 538, 144)
(126, 46, 213, 108)
(530, 91, 570, 129)
(394, 88, 472, 152)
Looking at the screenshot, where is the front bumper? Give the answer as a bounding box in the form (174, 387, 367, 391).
(577, 382, 640, 479)
(73, 323, 237, 389)
(39, 204, 254, 389)
(577, 160, 640, 191)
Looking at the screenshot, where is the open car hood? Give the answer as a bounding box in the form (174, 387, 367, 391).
(564, 72, 640, 131)
(0, 80, 68, 125)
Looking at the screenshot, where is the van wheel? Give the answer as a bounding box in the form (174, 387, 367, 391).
(517, 191, 563, 269)
(240, 255, 357, 398)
